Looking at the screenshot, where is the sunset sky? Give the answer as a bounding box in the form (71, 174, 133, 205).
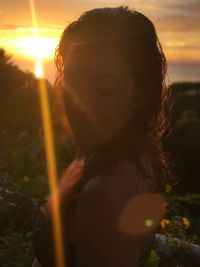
(0, 0, 200, 83)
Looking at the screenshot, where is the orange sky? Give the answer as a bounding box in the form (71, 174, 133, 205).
(0, 0, 200, 82)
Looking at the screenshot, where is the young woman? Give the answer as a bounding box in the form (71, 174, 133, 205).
(32, 6, 170, 267)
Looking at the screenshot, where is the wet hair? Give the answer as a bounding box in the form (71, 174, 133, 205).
(54, 6, 172, 235)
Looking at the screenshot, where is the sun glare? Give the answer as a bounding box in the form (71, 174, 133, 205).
(28, 0, 66, 265)
(16, 35, 58, 60)
(35, 58, 43, 78)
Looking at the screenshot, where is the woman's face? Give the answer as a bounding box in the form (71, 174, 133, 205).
(63, 43, 135, 155)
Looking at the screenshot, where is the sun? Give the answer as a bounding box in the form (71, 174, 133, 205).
(16, 35, 58, 60)
(0, 26, 61, 64)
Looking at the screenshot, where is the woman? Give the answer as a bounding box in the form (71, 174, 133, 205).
(32, 6, 170, 267)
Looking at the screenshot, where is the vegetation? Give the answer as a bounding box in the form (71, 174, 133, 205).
(0, 49, 200, 266)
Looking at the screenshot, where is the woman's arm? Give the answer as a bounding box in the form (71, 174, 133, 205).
(41, 159, 85, 220)
(32, 159, 84, 267)
(32, 258, 41, 267)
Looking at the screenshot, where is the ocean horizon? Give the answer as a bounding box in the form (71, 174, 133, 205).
(13, 57, 200, 85)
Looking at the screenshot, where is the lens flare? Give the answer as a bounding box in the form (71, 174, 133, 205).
(119, 193, 167, 236)
(29, 0, 66, 266)
(145, 219, 154, 227)
(38, 78, 65, 267)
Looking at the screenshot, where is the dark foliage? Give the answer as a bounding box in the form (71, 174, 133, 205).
(164, 82, 200, 194)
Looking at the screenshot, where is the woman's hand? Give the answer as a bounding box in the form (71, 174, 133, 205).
(58, 158, 85, 199)
(32, 258, 41, 267)
(41, 158, 85, 219)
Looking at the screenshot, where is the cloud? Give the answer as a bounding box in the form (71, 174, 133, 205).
(155, 13, 200, 32)
(0, 24, 63, 31)
(0, 24, 19, 30)
(146, 0, 200, 33)
(165, 0, 200, 14)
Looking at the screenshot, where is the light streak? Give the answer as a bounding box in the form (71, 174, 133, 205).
(35, 59, 43, 78)
(29, 0, 66, 266)
(38, 78, 65, 267)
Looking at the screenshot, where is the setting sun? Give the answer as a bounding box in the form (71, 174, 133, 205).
(0, 26, 61, 63)
(16, 34, 58, 60)
(15, 27, 58, 59)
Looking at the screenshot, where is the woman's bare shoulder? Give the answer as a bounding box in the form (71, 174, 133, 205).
(74, 159, 160, 267)
(79, 158, 158, 202)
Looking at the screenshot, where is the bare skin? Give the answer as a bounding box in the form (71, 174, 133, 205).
(74, 160, 162, 267)
(33, 158, 164, 267)
(63, 44, 138, 156)
(40, 159, 85, 220)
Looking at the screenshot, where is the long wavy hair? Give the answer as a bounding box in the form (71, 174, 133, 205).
(53, 6, 172, 238)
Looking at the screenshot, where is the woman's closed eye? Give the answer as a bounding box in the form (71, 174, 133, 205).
(65, 76, 119, 96)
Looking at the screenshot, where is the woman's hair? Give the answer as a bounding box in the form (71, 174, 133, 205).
(54, 6, 172, 236)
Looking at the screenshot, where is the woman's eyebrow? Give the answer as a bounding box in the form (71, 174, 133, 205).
(94, 73, 116, 79)
(65, 66, 116, 79)
(95, 73, 129, 81)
